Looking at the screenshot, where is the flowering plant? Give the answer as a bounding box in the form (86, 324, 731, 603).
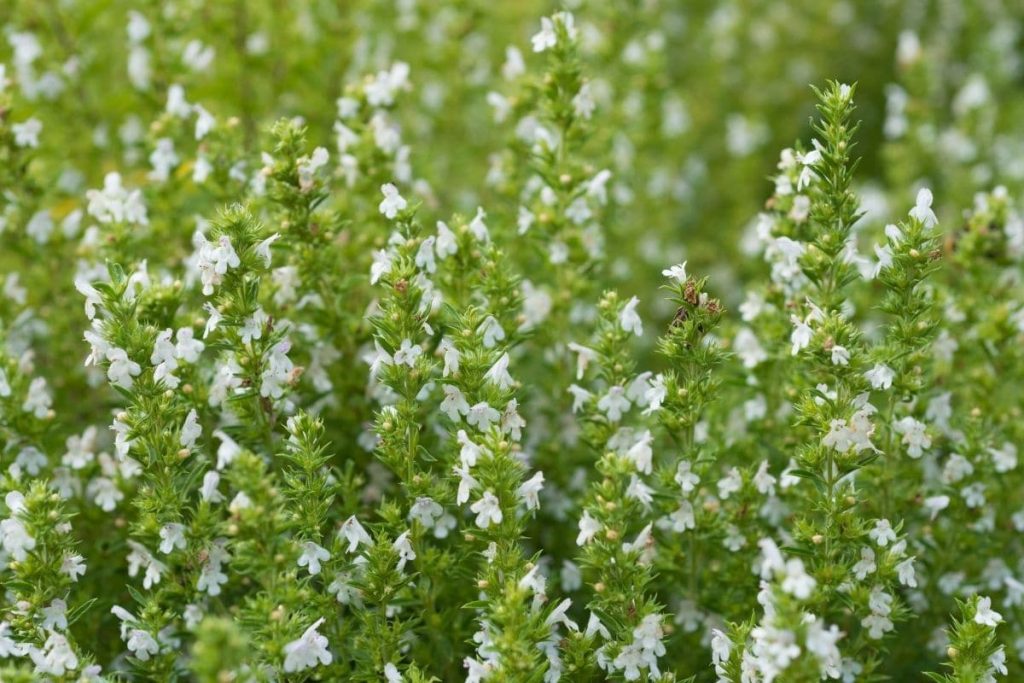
(2, 2, 1024, 681)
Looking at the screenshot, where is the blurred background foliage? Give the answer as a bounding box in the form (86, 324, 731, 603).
(5, 0, 1023, 279)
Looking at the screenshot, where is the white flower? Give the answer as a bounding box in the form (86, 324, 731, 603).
(872, 243, 893, 278)
(532, 12, 576, 52)
(893, 417, 930, 458)
(674, 461, 700, 494)
(254, 233, 280, 267)
(364, 62, 409, 107)
(339, 516, 373, 553)
(454, 465, 479, 505)
(440, 385, 470, 422)
(385, 663, 403, 682)
(297, 147, 329, 191)
(781, 558, 816, 599)
(484, 352, 514, 390)
(370, 249, 393, 285)
(974, 596, 1003, 627)
(572, 81, 596, 119)
(567, 342, 598, 380)
(531, 17, 558, 52)
(468, 207, 489, 242)
(577, 510, 600, 546)
(203, 303, 223, 339)
(408, 497, 443, 528)
(36, 602, 72, 644)
(478, 315, 505, 348)
(195, 233, 241, 295)
(393, 531, 416, 571)
(790, 315, 813, 355)
(297, 541, 331, 576)
(626, 475, 654, 509)
(665, 501, 696, 532)
(61, 553, 87, 581)
(283, 618, 332, 673)
(415, 236, 437, 273)
(126, 629, 160, 661)
(435, 221, 457, 258)
(158, 523, 186, 554)
(182, 39, 215, 71)
(923, 495, 950, 520)
(865, 363, 894, 390)
(12, 117, 42, 147)
(626, 430, 654, 474)
(175, 327, 204, 363)
(517, 472, 545, 511)
(869, 518, 897, 547)
(22, 377, 52, 418)
(456, 430, 483, 468)
(643, 374, 667, 415)
(909, 188, 938, 228)
(896, 557, 917, 588)
(503, 400, 525, 444)
(989, 646, 1008, 677)
(438, 337, 460, 376)
(75, 279, 103, 320)
(106, 347, 141, 389)
(31, 631, 79, 675)
(200, 471, 223, 503)
(0, 621, 23, 658)
(989, 442, 1018, 473)
(194, 105, 215, 140)
(830, 345, 850, 366)
(467, 402, 500, 431)
(620, 296, 643, 336)
(797, 148, 821, 190)
(180, 409, 201, 449)
(597, 386, 630, 422)
(711, 629, 731, 672)
(261, 341, 295, 399)
(970, 593, 1003, 626)
(567, 384, 592, 413)
(393, 339, 423, 367)
(852, 547, 877, 580)
(661, 261, 688, 283)
(379, 182, 407, 219)
(148, 137, 180, 181)
(471, 491, 503, 528)
(165, 84, 191, 117)
(197, 560, 228, 596)
(717, 468, 742, 499)
(753, 461, 776, 495)
(823, 405, 878, 454)
(151, 329, 180, 387)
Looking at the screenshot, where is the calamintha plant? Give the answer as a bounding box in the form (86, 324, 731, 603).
(1, 2, 1024, 682)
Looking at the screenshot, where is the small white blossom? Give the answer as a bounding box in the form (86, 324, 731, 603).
(339, 516, 373, 553)
(379, 183, 407, 219)
(620, 296, 643, 336)
(869, 519, 897, 547)
(974, 596, 1003, 627)
(471, 491, 503, 529)
(909, 188, 938, 228)
(297, 541, 331, 576)
(283, 618, 332, 673)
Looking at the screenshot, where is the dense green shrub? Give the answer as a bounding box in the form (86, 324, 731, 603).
(2, 2, 1024, 681)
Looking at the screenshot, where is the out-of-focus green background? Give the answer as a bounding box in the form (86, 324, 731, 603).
(5, 0, 1023, 289)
